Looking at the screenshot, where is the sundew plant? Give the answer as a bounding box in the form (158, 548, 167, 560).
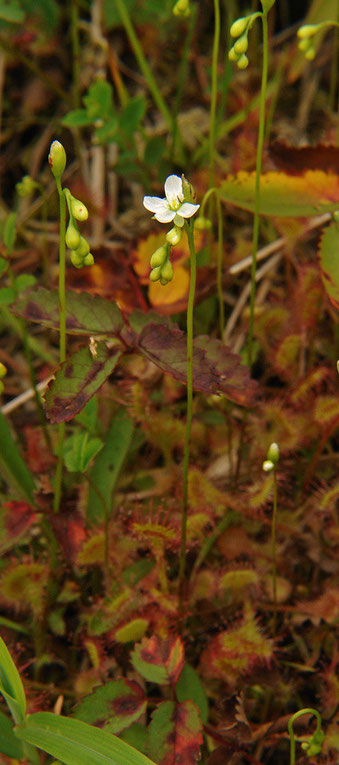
(0, 1, 338, 764)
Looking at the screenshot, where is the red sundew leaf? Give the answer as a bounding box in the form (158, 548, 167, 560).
(50, 512, 86, 563)
(131, 636, 185, 686)
(72, 678, 147, 734)
(219, 170, 339, 217)
(44, 343, 122, 423)
(148, 700, 203, 765)
(1, 501, 36, 554)
(269, 142, 339, 175)
(122, 321, 256, 406)
(318, 222, 339, 309)
(12, 288, 125, 337)
(199, 607, 273, 689)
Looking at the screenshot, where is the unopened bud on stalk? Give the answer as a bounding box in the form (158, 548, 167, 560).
(237, 54, 249, 69)
(230, 16, 249, 37)
(234, 34, 248, 55)
(75, 236, 90, 257)
(150, 266, 162, 282)
(194, 216, 212, 230)
(173, 0, 190, 17)
(297, 24, 320, 39)
(70, 198, 89, 221)
(83, 253, 94, 267)
(0, 362, 7, 378)
(48, 140, 66, 179)
(160, 259, 173, 283)
(267, 442, 279, 464)
(65, 223, 80, 250)
(150, 246, 167, 269)
(166, 226, 182, 245)
(16, 175, 37, 198)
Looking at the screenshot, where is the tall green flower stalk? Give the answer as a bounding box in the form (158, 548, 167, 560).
(288, 708, 324, 765)
(143, 174, 200, 612)
(262, 441, 279, 635)
(229, 0, 275, 367)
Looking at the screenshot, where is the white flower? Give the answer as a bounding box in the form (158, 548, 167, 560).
(143, 174, 200, 227)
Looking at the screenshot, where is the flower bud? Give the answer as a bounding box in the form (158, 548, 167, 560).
(305, 46, 316, 60)
(234, 34, 248, 55)
(160, 277, 169, 286)
(75, 236, 90, 257)
(173, 0, 190, 17)
(262, 459, 274, 472)
(334, 211, 339, 223)
(237, 54, 249, 69)
(230, 16, 249, 38)
(194, 216, 212, 230)
(181, 175, 194, 203)
(150, 246, 167, 268)
(65, 223, 80, 250)
(16, 175, 37, 198)
(160, 259, 173, 282)
(267, 442, 279, 464)
(70, 198, 88, 221)
(70, 250, 84, 268)
(166, 226, 182, 245)
(48, 140, 66, 179)
(83, 252, 94, 267)
(150, 266, 161, 282)
(0, 362, 7, 379)
(297, 24, 319, 39)
(298, 38, 311, 52)
(228, 46, 239, 62)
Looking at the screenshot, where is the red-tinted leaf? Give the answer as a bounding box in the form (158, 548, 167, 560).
(122, 321, 256, 406)
(269, 141, 339, 175)
(50, 511, 86, 562)
(12, 288, 125, 337)
(199, 607, 273, 689)
(131, 636, 185, 686)
(1, 501, 36, 554)
(148, 700, 203, 765)
(73, 679, 147, 734)
(318, 222, 339, 309)
(44, 343, 122, 423)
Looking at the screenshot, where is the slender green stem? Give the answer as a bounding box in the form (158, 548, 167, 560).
(179, 220, 197, 611)
(209, 0, 220, 190)
(215, 192, 224, 338)
(53, 180, 67, 514)
(71, 0, 80, 109)
(288, 708, 323, 765)
(171, 6, 197, 162)
(114, 0, 174, 134)
(271, 466, 278, 634)
(247, 10, 269, 369)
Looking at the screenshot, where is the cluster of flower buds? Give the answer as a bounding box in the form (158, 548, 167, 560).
(297, 24, 321, 60)
(228, 15, 253, 69)
(16, 175, 39, 198)
(262, 442, 279, 473)
(173, 0, 190, 18)
(64, 189, 94, 269)
(150, 242, 174, 285)
(0, 362, 7, 395)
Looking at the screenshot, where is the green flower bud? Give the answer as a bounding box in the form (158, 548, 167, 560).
(173, 0, 190, 17)
(83, 252, 94, 266)
(297, 24, 319, 39)
(0, 362, 7, 379)
(181, 175, 195, 203)
(237, 54, 249, 69)
(160, 259, 173, 282)
(298, 38, 311, 52)
(16, 175, 37, 198)
(48, 140, 66, 179)
(228, 46, 239, 62)
(194, 216, 212, 230)
(267, 442, 279, 464)
(262, 459, 274, 472)
(65, 223, 80, 250)
(70, 250, 84, 268)
(160, 277, 169, 286)
(75, 236, 90, 257)
(166, 226, 182, 246)
(305, 46, 316, 60)
(234, 34, 248, 55)
(150, 246, 167, 268)
(70, 198, 88, 221)
(334, 211, 339, 223)
(0, 380, 4, 395)
(230, 16, 249, 38)
(150, 266, 162, 282)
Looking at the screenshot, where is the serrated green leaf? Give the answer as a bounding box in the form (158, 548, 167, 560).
(15, 712, 156, 765)
(119, 97, 146, 136)
(219, 170, 339, 217)
(176, 664, 209, 725)
(83, 80, 114, 120)
(73, 679, 147, 734)
(147, 700, 203, 764)
(64, 431, 104, 473)
(87, 409, 134, 523)
(62, 109, 93, 127)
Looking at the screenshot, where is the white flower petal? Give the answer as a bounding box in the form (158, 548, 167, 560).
(143, 195, 167, 213)
(153, 208, 176, 223)
(177, 202, 200, 218)
(164, 175, 183, 207)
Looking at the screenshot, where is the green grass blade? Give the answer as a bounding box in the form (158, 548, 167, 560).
(15, 712, 156, 765)
(0, 411, 35, 503)
(87, 409, 134, 523)
(0, 637, 26, 723)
